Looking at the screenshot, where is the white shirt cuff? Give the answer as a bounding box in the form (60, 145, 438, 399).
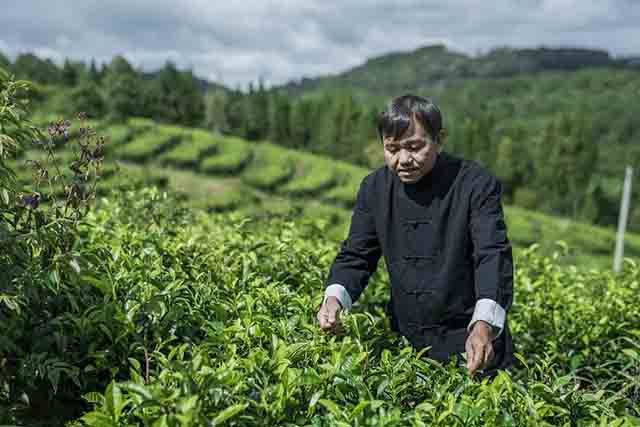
(324, 284, 352, 311)
(467, 298, 506, 340)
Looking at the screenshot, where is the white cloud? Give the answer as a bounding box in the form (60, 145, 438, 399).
(1, 0, 638, 88)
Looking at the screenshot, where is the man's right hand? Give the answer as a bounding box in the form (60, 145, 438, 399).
(317, 296, 343, 333)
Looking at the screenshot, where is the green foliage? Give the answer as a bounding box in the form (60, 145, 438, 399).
(142, 61, 205, 126)
(65, 81, 105, 118)
(16, 54, 207, 128)
(6, 52, 640, 425)
(102, 57, 145, 122)
(199, 136, 253, 175)
(11, 53, 62, 85)
(243, 79, 270, 140)
(2, 188, 635, 425)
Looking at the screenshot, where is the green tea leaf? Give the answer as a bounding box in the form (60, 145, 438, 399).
(211, 403, 248, 426)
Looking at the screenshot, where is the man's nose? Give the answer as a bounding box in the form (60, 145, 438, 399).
(398, 150, 413, 167)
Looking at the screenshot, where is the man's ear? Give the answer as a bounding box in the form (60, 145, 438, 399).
(436, 128, 447, 153)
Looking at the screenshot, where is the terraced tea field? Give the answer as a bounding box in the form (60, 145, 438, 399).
(18, 115, 640, 269)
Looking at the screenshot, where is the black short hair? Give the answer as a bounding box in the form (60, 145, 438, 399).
(376, 94, 443, 143)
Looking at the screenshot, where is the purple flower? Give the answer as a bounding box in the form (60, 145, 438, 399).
(20, 192, 41, 210)
(47, 119, 72, 139)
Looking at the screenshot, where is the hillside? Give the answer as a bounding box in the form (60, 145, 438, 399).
(280, 44, 639, 97)
(7, 48, 640, 236)
(15, 115, 640, 270)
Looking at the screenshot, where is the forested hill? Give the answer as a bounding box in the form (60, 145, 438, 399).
(279, 44, 640, 97)
(3, 46, 640, 236)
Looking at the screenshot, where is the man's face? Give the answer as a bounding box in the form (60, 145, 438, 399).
(383, 118, 441, 184)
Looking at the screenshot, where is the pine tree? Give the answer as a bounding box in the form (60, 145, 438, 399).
(67, 82, 105, 118)
(144, 62, 205, 126)
(88, 58, 101, 84)
(103, 56, 144, 121)
(495, 135, 516, 195)
(225, 89, 246, 137)
(61, 59, 79, 86)
(289, 98, 313, 149)
(267, 93, 291, 145)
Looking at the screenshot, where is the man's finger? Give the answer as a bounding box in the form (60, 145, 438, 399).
(483, 344, 494, 368)
(465, 339, 475, 371)
(318, 307, 331, 330)
(318, 314, 328, 330)
(469, 343, 485, 376)
(327, 311, 336, 324)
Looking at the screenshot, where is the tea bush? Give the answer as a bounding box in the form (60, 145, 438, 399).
(3, 183, 637, 426)
(159, 129, 219, 169)
(102, 124, 132, 154)
(65, 192, 638, 426)
(117, 125, 187, 162)
(241, 143, 295, 190)
(323, 164, 369, 208)
(278, 153, 339, 197)
(199, 136, 253, 175)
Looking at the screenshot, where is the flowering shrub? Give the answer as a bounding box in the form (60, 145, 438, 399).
(0, 67, 105, 423)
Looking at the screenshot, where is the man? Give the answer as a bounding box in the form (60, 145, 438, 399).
(316, 94, 514, 377)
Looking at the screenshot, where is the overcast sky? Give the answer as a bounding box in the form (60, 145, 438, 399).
(2, 0, 639, 89)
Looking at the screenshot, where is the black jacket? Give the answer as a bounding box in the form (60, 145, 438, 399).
(324, 151, 514, 369)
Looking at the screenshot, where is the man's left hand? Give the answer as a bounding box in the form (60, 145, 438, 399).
(465, 320, 496, 376)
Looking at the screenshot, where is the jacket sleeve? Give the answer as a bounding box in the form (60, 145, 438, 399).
(324, 175, 382, 307)
(467, 172, 514, 337)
